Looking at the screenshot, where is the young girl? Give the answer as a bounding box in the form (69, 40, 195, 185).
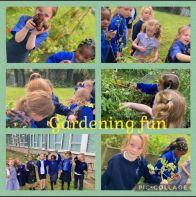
(101, 134, 163, 190)
(107, 7, 132, 63)
(46, 39, 95, 63)
(46, 152, 62, 190)
(15, 90, 55, 128)
(135, 73, 180, 107)
(6, 159, 20, 190)
(155, 139, 188, 181)
(132, 19, 161, 62)
(7, 7, 58, 63)
(26, 156, 37, 190)
(121, 90, 186, 128)
(74, 153, 88, 190)
(36, 154, 48, 190)
(60, 151, 72, 190)
(65, 88, 94, 128)
(15, 159, 27, 190)
(165, 25, 191, 63)
(101, 7, 116, 63)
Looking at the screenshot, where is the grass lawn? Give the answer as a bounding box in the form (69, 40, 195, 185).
(6, 150, 95, 191)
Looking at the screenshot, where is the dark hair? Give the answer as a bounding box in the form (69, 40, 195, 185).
(162, 137, 187, 154)
(159, 73, 180, 90)
(78, 39, 95, 60)
(51, 155, 56, 160)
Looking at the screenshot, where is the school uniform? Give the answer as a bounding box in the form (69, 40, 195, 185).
(46, 51, 76, 63)
(155, 150, 180, 179)
(165, 40, 190, 63)
(16, 164, 26, 187)
(132, 19, 144, 41)
(7, 15, 49, 63)
(126, 8, 137, 29)
(101, 153, 161, 190)
(36, 160, 48, 180)
(6, 167, 20, 191)
(26, 161, 37, 184)
(101, 30, 111, 63)
(107, 14, 127, 62)
(74, 157, 88, 190)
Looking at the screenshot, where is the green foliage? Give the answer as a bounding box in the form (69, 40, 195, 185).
(6, 7, 96, 63)
(101, 69, 190, 128)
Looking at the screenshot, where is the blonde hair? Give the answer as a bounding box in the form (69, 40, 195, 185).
(29, 72, 41, 81)
(140, 7, 154, 19)
(112, 7, 133, 18)
(121, 134, 149, 156)
(15, 90, 55, 118)
(142, 19, 161, 39)
(177, 25, 190, 39)
(35, 7, 58, 18)
(70, 88, 91, 106)
(83, 80, 94, 88)
(26, 78, 52, 95)
(153, 90, 186, 128)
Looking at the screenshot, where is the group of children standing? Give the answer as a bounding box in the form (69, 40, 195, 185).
(102, 134, 190, 190)
(6, 7, 95, 63)
(6, 152, 88, 191)
(101, 6, 190, 63)
(6, 72, 95, 128)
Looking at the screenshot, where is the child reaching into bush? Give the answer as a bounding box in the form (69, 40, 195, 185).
(101, 7, 116, 63)
(106, 7, 132, 63)
(7, 7, 58, 63)
(102, 134, 164, 190)
(46, 39, 95, 63)
(165, 25, 190, 63)
(121, 90, 186, 128)
(74, 153, 88, 190)
(155, 138, 188, 181)
(132, 19, 161, 63)
(60, 151, 72, 190)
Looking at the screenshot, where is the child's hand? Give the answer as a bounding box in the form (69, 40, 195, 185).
(160, 179, 168, 185)
(106, 30, 117, 40)
(138, 46, 146, 52)
(25, 19, 36, 30)
(129, 83, 137, 90)
(60, 60, 72, 63)
(68, 115, 77, 123)
(116, 52, 122, 58)
(93, 109, 96, 115)
(172, 173, 180, 181)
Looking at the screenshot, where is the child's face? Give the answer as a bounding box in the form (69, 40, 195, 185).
(146, 27, 156, 38)
(84, 84, 93, 94)
(8, 160, 14, 167)
(175, 150, 186, 157)
(35, 7, 53, 22)
(65, 154, 71, 159)
(78, 154, 85, 162)
(141, 8, 151, 21)
(178, 29, 190, 45)
(119, 7, 132, 18)
(126, 135, 144, 160)
(30, 112, 45, 122)
(101, 9, 111, 30)
(75, 46, 93, 63)
(40, 154, 45, 160)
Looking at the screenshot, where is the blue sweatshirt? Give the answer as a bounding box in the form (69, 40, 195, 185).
(36, 160, 48, 176)
(61, 159, 72, 173)
(102, 153, 161, 190)
(46, 154, 62, 175)
(137, 83, 158, 95)
(74, 157, 88, 175)
(101, 29, 111, 63)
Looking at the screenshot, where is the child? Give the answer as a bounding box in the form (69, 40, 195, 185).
(7, 7, 58, 63)
(60, 151, 72, 190)
(26, 156, 37, 190)
(135, 73, 180, 107)
(102, 134, 163, 190)
(36, 154, 48, 190)
(6, 159, 20, 190)
(46, 39, 95, 63)
(132, 19, 161, 62)
(74, 153, 88, 190)
(131, 7, 154, 55)
(121, 90, 186, 128)
(172, 159, 190, 187)
(65, 88, 94, 128)
(15, 159, 27, 190)
(14, 90, 55, 128)
(126, 7, 137, 39)
(155, 139, 188, 181)
(106, 7, 132, 63)
(165, 25, 190, 63)
(46, 152, 62, 190)
(101, 7, 116, 63)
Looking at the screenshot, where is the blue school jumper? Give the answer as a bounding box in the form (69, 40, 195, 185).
(7, 15, 48, 63)
(165, 40, 190, 63)
(46, 154, 62, 175)
(126, 8, 137, 29)
(107, 14, 127, 62)
(101, 29, 111, 63)
(46, 51, 76, 63)
(74, 157, 88, 175)
(64, 103, 94, 128)
(132, 19, 144, 41)
(16, 164, 27, 187)
(155, 150, 179, 179)
(36, 160, 48, 176)
(101, 153, 161, 190)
